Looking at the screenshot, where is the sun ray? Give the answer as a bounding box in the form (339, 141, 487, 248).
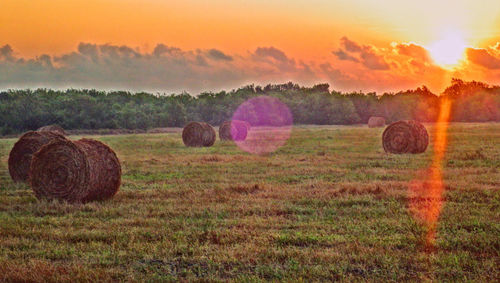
(409, 98, 452, 250)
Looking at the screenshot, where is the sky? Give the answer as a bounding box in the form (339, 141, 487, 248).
(1, 0, 500, 94)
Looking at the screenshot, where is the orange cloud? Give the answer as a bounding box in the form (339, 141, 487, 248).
(329, 37, 450, 92)
(340, 36, 363, 53)
(466, 47, 500, 69)
(1, 38, 499, 94)
(394, 43, 432, 63)
(334, 37, 390, 70)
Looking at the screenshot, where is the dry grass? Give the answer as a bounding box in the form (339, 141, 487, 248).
(0, 124, 498, 282)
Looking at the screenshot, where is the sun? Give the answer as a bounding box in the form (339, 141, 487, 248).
(427, 30, 468, 68)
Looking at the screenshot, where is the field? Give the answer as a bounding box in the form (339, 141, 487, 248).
(0, 124, 499, 282)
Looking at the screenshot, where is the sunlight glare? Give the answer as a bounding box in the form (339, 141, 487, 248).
(409, 98, 452, 251)
(428, 30, 467, 68)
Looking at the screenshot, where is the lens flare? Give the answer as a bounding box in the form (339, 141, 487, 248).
(409, 98, 451, 250)
(231, 96, 293, 155)
(427, 30, 467, 68)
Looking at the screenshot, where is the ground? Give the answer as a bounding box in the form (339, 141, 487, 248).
(0, 124, 498, 282)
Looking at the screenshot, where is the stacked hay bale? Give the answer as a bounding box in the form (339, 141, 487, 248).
(30, 138, 121, 203)
(182, 122, 216, 147)
(368, 116, 386, 128)
(219, 120, 251, 141)
(37, 124, 66, 136)
(382, 120, 429, 154)
(8, 131, 67, 182)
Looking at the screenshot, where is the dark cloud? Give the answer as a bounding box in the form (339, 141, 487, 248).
(0, 43, 321, 93)
(340, 37, 362, 53)
(0, 45, 14, 61)
(38, 55, 53, 68)
(207, 49, 233, 61)
(100, 44, 141, 59)
(466, 47, 500, 69)
(78, 43, 98, 58)
(254, 47, 290, 62)
(334, 37, 390, 70)
(332, 49, 359, 62)
(251, 46, 299, 74)
(152, 44, 182, 57)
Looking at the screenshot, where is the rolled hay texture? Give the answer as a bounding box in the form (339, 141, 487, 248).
(30, 138, 121, 203)
(8, 131, 67, 182)
(182, 122, 216, 147)
(368, 116, 386, 128)
(407, 120, 429, 154)
(37, 124, 66, 136)
(219, 120, 250, 141)
(382, 120, 429, 154)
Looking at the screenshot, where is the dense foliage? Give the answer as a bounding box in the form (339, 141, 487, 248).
(1, 79, 499, 134)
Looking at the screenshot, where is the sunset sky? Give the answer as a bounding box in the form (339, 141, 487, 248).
(1, 0, 500, 94)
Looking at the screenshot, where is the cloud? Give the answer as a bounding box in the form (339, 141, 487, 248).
(1, 38, 496, 94)
(332, 49, 359, 62)
(334, 37, 390, 70)
(340, 36, 362, 53)
(253, 46, 290, 62)
(152, 44, 182, 57)
(207, 49, 233, 61)
(394, 43, 431, 63)
(250, 46, 302, 75)
(0, 45, 14, 61)
(0, 43, 322, 93)
(466, 47, 500, 69)
(359, 46, 390, 70)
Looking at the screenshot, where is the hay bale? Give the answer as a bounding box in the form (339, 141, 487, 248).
(29, 138, 121, 203)
(219, 120, 250, 141)
(76, 139, 122, 202)
(382, 120, 429, 154)
(407, 120, 429, 154)
(219, 121, 232, 141)
(8, 131, 67, 183)
(37, 124, 66, 136)
(182, 122, 216, 147)
(201, 122, 216, 146)
(368, 116, 386, 128)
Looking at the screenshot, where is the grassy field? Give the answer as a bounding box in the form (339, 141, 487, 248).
(0, 124, 499, 282)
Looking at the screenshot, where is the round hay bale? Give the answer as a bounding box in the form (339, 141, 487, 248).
(408, 120, 429, 154)
(201, 122, 216, 146)
(30, 139, 90, 202)
(382, 120, 429, 154)
(368, 116, 386, 128)
(182, 122, 216, 147)
(382, 121, 416, 154)
(219, 121, 232, 141)
(30, 138, 121, 203)
(37, 124, 66, 136)
(76, 139, 121, 202)
(235, 120, 251, 141)
(219, 120, 250, 141)
(8, 131, 67, 183)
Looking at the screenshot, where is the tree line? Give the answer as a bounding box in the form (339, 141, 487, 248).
(1, 78, 499, 135)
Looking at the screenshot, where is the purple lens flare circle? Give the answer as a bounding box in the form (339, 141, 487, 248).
(231, 96, 293, 155)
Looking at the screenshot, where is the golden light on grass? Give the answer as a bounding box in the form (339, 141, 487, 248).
(427, 30, 467, 68)
(409, 98, 451, 250)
